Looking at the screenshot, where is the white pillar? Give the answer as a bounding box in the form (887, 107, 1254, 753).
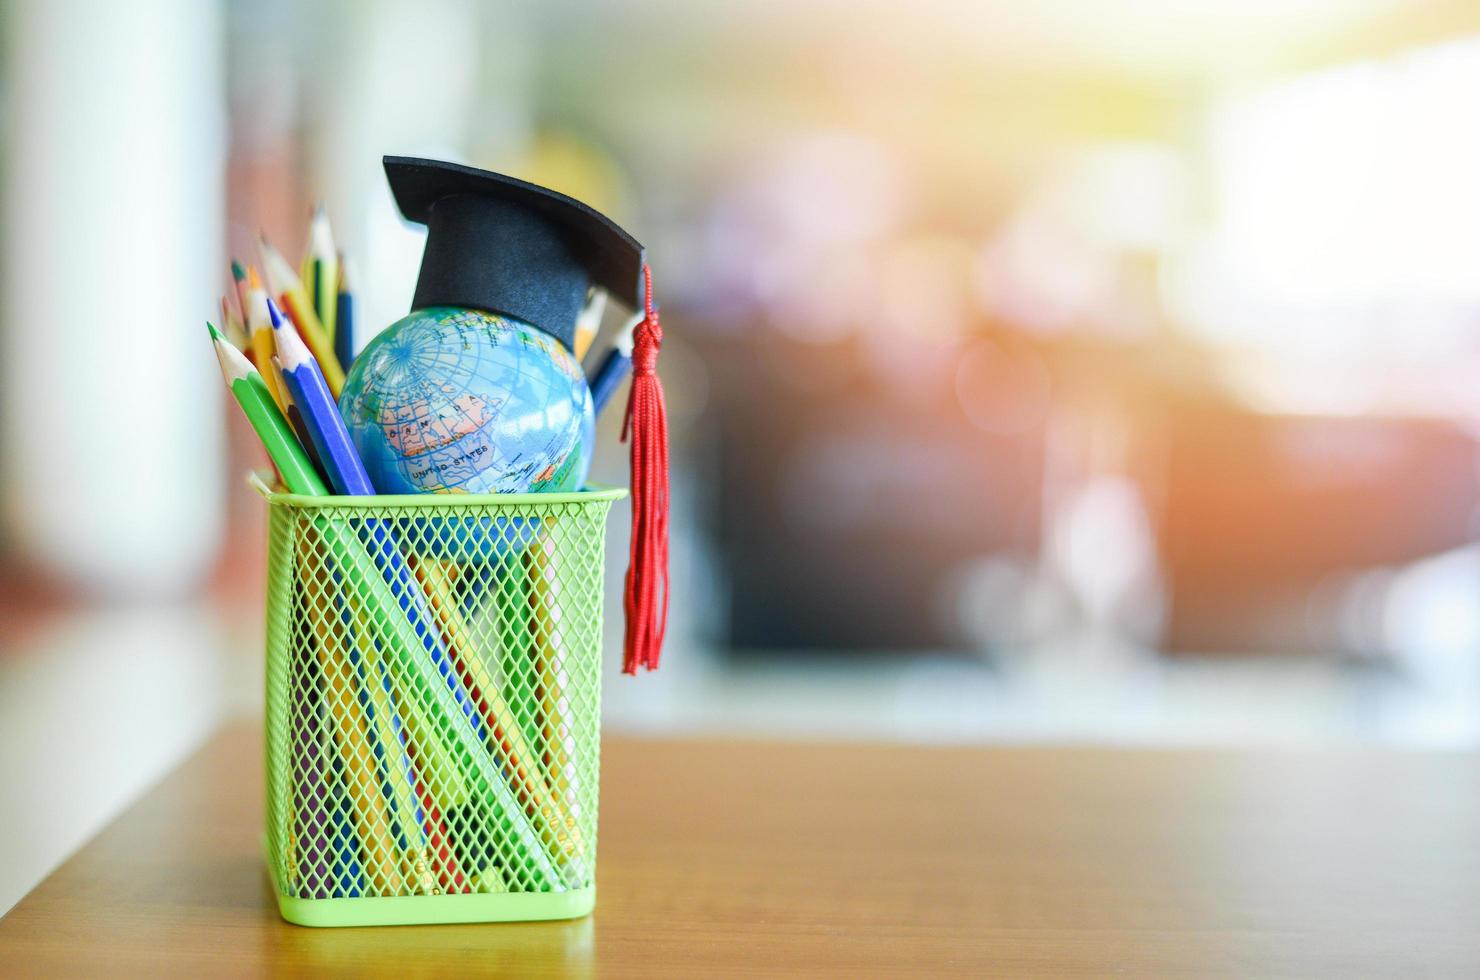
(1, 0, 226, 596)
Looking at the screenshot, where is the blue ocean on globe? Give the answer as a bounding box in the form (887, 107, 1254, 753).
(338, 306, 595, 496)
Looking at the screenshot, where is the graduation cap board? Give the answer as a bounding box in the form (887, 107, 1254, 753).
(384, 155, 645, 353)
(383, 155, 669, 674)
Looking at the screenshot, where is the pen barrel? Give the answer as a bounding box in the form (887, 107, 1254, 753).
(262, 486, 620, 920)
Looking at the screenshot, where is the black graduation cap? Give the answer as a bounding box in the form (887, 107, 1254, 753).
(384, 155, 645, 352)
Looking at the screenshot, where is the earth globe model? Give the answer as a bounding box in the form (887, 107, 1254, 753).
(339, 307, 594, 496)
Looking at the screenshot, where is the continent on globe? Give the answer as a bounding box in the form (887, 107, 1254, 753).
(383, 391, 494, 458)
(339, 307, 595, 495)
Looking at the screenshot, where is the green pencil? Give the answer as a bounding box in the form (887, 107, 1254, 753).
(304, 205, 338, 343)
(211, 322, 326, 495)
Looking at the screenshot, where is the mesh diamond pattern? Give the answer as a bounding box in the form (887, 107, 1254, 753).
(264, 493, 616, 901)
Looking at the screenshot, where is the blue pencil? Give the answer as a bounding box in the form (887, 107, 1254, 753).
(334, 254, 355, 371)
(588, 310, 646, 415)
(270, 298, 373, 495)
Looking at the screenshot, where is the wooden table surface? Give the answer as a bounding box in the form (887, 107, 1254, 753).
(2, 725, 1477, 977)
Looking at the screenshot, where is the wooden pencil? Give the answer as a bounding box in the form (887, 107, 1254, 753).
(260, 234, 346, 397)
(303, 205, 338, 343)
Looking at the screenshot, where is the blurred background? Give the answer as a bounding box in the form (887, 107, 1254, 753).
(7, 0, 1480, 911)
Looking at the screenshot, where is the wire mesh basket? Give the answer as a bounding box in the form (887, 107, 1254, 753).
(255, 474, 625, 927)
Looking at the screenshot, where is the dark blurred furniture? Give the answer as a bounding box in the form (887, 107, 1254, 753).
(709, 331, 1045, 652)
(3, 726, 1477, 976)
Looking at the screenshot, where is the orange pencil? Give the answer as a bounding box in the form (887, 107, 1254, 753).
(259, 235, 346, 397)
(243, 271, 287, 413)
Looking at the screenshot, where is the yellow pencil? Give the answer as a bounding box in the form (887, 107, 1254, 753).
(366, 675, 440, 894)
(330, 560, 477, 889)
(244, 272, 287, 413)
(302, 205, 339, 344)
(573, 288, 606, 362)
(470, 868, 510, 893)
(411, 555, 583, 864)
(260, 234, 346, 397)
(297, 529, 407, 896)
(525, 526, 585, 855)
(219, 295, 249, 353)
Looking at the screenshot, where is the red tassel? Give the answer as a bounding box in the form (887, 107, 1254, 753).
(620, 265, 669, 673)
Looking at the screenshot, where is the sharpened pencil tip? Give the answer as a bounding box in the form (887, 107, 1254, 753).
(212, 330, 257, 384)
(206, 320, 223, 340)
(614, 310, 645, 355)
(269, 301, 313, 370)
(258, 236, 297, 293)
(309, 207, 336, 259)
(230, 259, 246, 282)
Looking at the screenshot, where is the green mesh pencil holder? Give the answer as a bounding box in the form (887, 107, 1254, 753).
(255, 473, 625, 928)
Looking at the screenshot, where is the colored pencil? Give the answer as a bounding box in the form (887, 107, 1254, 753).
(403, 738, 468, 893)
(297, 528, 405, 894)
(230, 259, 251, 333)
(588, 310, 644, 414)
(364, 653, 441, 894)
(269, 356, 327, 481)
(269, 298, 371, 496)
(219, 295, 249, 354)
(244, 274, 288, 414)
(334, 254, 356, 371)
(348, 612, 437, 893)
(372, 549, 566, 885)
(324, 617, 408, 892)
(288, 571, 365, 899)
(494, 557, 543, 791)
(303, 205, 338, 344)
(525, 527, 587, 867)
(411, 555, 584, 866)
(573, 287, 606, 363)
(324, 754, 366, 896)
(260, 234, 346, 397)
(210, 323, 325, 495)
